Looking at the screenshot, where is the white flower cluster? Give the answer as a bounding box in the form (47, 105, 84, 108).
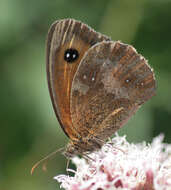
(55, 134, 171, 190)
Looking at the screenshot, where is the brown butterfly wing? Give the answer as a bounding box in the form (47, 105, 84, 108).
(70, 41, 156, 141)
(46, 19, 110, 140)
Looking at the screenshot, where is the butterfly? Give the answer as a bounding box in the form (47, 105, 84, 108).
(46, 18, 156, 158)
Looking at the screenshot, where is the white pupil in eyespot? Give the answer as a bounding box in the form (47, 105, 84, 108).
(126, 79, 129, 83)
(83, 75, 87, 79)
(66, 53, 70, 58)
(66, 52, 77, 59)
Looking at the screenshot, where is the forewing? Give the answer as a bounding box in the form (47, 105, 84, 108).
(46, 19, 110, 140)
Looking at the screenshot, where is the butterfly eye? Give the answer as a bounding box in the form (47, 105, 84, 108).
(64, 48, 79, 63)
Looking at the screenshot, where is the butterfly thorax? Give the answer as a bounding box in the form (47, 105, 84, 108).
(63, 138, 103, 158)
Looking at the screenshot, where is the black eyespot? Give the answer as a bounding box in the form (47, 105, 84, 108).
(64, 48, 79, 63)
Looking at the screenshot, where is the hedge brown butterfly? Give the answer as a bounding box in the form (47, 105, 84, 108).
(46, 19, 156, 158)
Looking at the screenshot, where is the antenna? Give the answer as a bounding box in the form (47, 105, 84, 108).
(31, 147, 65, 175)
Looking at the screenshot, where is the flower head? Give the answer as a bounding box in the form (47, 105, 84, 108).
(55, 134, 171, 190)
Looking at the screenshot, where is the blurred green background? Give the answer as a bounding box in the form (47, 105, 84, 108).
(1, 0, 171, 189)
